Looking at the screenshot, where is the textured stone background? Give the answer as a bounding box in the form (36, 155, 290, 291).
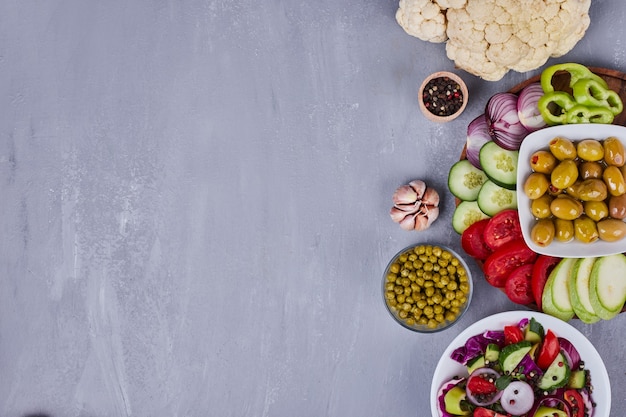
(1, 1, 624, 416)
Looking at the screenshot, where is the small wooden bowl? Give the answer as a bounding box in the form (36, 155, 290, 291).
(418, 71, 468, 123)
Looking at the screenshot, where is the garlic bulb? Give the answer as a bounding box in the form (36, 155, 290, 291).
(390, 180, 440, 231)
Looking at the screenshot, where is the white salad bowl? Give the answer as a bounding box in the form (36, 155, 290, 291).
(517, 123, 626, 257)
(430, 310, 610, 417)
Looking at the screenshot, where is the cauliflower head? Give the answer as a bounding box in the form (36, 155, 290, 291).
(396, 0, 591, 81)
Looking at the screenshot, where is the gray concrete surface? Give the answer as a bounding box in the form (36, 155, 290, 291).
(1, 0, 625, 416)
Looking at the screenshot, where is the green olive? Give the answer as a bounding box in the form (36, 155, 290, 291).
(529, 150, 557, 174)
(554, 218, 575, 242)
(549, 136, 577, 160)
(384, 245, 469, 329)
(531, 194, 553, 219)
(551, 159, 579, 190)
(567, 179, 608, 201)
(609, 193, 626, 220)
(550, 194, 583, 220)
(531, 219, 555, 247)
(579, 161, 604, 180)
(584, 200, 609, 222)
(524, 172, 550, 199)
(603, 136, 625, 167)
(603, 165, 626, 197)
(576, 139, 605, 162)
(597, 219, 626, 242)
(574, 216, 599, 244)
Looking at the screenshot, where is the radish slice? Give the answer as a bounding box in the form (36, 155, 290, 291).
(500, 381, 534, 415)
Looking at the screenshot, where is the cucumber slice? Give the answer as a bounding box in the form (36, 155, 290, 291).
(479, 141, 519, 190)
(499, 341, 532, 374)
(567, 369, 588, 389)
(476, 180, 518, 216)
(484, 344, 500, 364)
(452, 200, 490, 234)
(589, 254, 626, 320)
(467, 355, 486, 374)
(524, 317, 545, 343)
(448, 160, 488, 201)
(538, 352, 570, 390)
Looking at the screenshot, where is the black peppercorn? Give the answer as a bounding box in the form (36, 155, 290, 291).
(422, 76, 464, 117)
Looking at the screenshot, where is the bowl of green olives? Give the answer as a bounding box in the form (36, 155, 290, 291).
(382, 243, 473, 333)
(518, 123, 626, 258)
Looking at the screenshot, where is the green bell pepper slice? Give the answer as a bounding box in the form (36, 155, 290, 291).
(565, 104, 614, 124)
(572, 78, 623, 115)
(540, 62, 608, 94)
(537, 91, 577, 125)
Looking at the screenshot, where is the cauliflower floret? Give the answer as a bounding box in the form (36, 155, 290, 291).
(396, 0, 592, 81)
(396, 0, 447, 42)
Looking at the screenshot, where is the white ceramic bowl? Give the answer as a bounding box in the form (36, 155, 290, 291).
(517, 123, 626, 257)
(430, 310, 610, 417)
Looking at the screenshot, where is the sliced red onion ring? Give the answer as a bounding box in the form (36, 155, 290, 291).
(486, 92, 529, 151)
(517, 82, 548, 132)
(558, 337, 581, 370)
(466, 367, 503, 406)
(465, 114, 491, 169)
(527, 395, 573, 417)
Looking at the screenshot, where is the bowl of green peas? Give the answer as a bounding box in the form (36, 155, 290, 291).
(382, 243, 473, 333)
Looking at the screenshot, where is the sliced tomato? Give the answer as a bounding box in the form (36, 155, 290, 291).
(504, 263, 535, 305)
(467, 375, 497, 395)
(564, 389, 585, 417)
(504, 324, 525, 345)
(537, 329, 560, 370)
(483, 239, 537, 288)
(531, 255, 562, 311)
(483, 209, 523, 251)
(473, 407, 508, 417)
(461, 218, 492, 260)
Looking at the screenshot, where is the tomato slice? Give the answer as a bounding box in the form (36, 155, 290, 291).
(461, 218, 492, 260)
(504, 324, 525, 345)
(483, 239, 537, 288)
(467, 375, 497, 395)
(505, 263, 535, 305)
(473, 407, 508, 417)
(483, 209, 523, 251)
(564, 389, 585, 417)
(531, 255, 562, 311)
(537, 329, 560, 370)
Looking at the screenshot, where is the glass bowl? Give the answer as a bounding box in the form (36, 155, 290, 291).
(382, 243, 473, 333)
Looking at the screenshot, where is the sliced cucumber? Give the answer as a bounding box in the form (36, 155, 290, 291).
(538, 352, 570, 390)
(485, 343, 500, 364)
(452, 200, 490, 234)
(589, 254, 626, 320)
(479, 141, 519, 190)
(499, 341, 532, 374)
(467, 355, 486, 374)
(477, 180, 518, 216)
(567, 369, 588, 389)
(524, 317, 545, 343)
(448, 160, 488, 201)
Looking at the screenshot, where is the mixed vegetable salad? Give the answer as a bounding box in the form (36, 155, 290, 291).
(437, 317, 594, 417)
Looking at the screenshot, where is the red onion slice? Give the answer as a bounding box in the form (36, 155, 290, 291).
(466, 114, 491, 169)
(486, 92, 529, 151)
(517, 82, 548, 132)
